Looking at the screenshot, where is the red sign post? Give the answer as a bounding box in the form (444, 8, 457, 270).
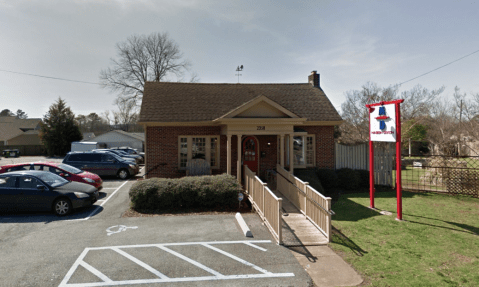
(366, 99, 404, 220)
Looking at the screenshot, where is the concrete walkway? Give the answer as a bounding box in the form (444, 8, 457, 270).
(272, 189, 363, 287)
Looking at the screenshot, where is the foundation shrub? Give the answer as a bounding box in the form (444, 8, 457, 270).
(294, 169, 325, 194)
(357, 169, 370, 188)
(316, 168, 339, 189)
(337, 168, 361, 190)
(129, 174, 241, 211)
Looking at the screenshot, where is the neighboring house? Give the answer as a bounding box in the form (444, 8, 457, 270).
(89, 130, 144, 151)
(81, 132, 96, 142)
(0, 117, 42, 146)
(139, 71, 343, 179)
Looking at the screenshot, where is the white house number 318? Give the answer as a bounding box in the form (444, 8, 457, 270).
(257, 126, 265, 130)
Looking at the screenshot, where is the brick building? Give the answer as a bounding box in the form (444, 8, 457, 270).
(139, 71, 342, 179)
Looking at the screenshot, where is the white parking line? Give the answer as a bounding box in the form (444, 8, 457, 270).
(59, 240, 294, 287)
(67, 180, 129, 222)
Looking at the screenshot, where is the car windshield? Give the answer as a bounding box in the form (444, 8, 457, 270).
(57, 164, 83, 174)
(108, 153, 123, 161)
(36, 172, 69, 188)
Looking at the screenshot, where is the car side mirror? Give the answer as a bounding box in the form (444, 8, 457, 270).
(37, 185, 45, 191)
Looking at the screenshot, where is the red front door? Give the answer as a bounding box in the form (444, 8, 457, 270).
(243, 136, 258, 174)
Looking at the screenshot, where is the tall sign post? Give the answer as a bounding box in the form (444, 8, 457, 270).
(366, 99, 404, 220)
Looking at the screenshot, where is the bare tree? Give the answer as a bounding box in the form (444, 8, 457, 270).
(100, 32, 191, 106)
(338, 82, 444, 144)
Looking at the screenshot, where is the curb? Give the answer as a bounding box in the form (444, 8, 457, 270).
(235, 212, 253, 237)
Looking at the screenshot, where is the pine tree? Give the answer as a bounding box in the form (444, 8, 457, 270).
(40, 98, 82, 156)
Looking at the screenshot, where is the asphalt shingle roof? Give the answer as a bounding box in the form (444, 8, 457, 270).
(139, 82, 342, 123)
(0, 117, 42, 141)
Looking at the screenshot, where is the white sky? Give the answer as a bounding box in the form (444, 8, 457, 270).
(1, 0, 478, 119)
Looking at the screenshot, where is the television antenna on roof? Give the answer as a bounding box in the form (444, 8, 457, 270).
(235, 65, 243, 83)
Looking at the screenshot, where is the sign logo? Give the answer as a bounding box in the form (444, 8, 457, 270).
(376, 106, 390, 130)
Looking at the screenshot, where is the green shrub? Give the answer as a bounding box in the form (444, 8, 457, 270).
(357, 169, 370, 188)
(316, 168, 338, 189)
(336, 168, 360, 190)
(129, 174, 241, 211)
(294, 169, 325, 194)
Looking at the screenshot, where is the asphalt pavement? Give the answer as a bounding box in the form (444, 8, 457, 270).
(0, 164, 315, 287)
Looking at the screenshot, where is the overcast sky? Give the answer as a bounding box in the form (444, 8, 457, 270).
(1, 0, 478, 119)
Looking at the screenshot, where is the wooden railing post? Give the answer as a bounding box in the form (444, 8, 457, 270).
(303, 182, 309, 215)
(278, 198, 283, 245)
(262, 182, 266, 215)
(327, 197, 332, 242)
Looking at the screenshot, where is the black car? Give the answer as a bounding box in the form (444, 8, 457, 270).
(0, 171, 99, 216)
(63, 151, 139, 179)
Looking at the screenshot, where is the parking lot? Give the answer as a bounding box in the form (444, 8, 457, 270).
(0, 156, 313, 287)
(0, 155, 144, 222)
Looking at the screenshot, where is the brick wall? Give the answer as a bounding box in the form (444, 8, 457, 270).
(301, 126, 335, 169)
(145, 125, 335, 179)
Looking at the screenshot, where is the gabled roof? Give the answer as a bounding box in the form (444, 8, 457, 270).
(0, 117, 42, 141)
(91, 130, 145, 142)
(139, 82, 342, 123)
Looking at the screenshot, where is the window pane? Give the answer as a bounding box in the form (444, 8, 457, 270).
(19, 176, 40, 189)
(293, 136, 305, 165)
(306, 136, 314, 165)
(180, 138, 188, 168)
(210, 137, 218, 167)
(192, 138, 206, 160)
(0, 176, 16, 188)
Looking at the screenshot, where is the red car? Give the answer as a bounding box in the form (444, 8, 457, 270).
(0, 162, 103, 190)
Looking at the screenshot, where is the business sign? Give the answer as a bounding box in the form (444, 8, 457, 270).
(369, 103, 396, 142)
(366, 99, 404, 221)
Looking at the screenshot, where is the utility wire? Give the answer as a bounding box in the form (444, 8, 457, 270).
(0, 69, 101, 85)
(397, 48, 479, 87)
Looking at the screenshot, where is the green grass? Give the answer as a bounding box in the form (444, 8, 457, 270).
(330, 191, 479, 286)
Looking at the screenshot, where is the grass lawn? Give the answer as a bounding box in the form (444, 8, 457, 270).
(329, 190, 479, 286)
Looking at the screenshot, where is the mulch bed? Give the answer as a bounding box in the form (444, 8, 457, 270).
(122, 202, 254, 217)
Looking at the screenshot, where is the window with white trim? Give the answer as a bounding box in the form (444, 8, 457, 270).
(285, 134, 315, 168)
(178, 136, 220, 169)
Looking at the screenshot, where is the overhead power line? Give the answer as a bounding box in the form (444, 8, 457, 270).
(0, 69, 101, 85)
(397, 48, 479, 87)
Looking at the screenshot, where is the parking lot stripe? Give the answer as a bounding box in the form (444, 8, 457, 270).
(202, 243, 273, 275)
(111, 247, 169, 279)
(79, 261, 113, 283)
(67, 181, 130, 222)
(60, 241, 294, 286)
(157, 245, 225, 278)
(87, 240, 273, 250)
(244, 241, 268, 252)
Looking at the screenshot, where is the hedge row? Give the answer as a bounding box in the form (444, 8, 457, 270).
(129, 174, 242, 210)
(317, 168, 370, 190)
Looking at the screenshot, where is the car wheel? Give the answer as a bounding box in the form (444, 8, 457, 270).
(118, 169, 130, 180)
(53, 198, 72, 216)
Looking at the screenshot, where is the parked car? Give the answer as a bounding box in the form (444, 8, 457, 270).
(111, 147, 145, 161)
(62, 151, 139, 179)
(0, 170, 99, 216)
(0, 162, 103, 190)
(91, 149, 139, 164)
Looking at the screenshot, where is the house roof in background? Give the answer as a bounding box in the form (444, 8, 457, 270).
(139, 82, 342, 123)
(0, 117, 42, 141)
(90, 130, 145, 142)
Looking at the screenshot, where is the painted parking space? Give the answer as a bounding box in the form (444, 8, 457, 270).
(59, 240, 294, 287)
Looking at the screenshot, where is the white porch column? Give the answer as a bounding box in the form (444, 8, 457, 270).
(289, 133, 294, 174)
(227, 134, 232, 175)
(280, 134, 285, 168)
(237, 134, 242, 181)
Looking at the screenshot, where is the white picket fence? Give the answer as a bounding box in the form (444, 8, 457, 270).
(243, 165, 283, 245)
(276, 165, 333, 242)
(335, 143, 394, 186)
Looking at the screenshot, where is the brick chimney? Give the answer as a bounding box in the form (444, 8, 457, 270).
(308, 70, 320, 88)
